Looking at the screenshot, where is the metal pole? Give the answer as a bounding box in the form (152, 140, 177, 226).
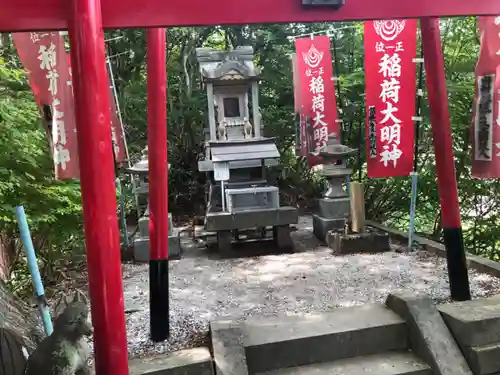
(106, 58, 128, 161)
(116, 178, 130, 249)
(413, 48, 425, 174)
(106, 56, 141, 220)
(67, 0, 130, 372)
(357, 120, 363, 182)
(420, 17, 471, 301)
(147, 28, 170, 342)
(331, 36, 344, 134)
(408, 172, 418, 249)
(408, 48, 425, 251)
(15, 206, 53, 336)
(330, 35, 351, 195)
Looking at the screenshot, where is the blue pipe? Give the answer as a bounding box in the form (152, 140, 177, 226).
(408, 172, 418, 251)
(15, 206, 53, 336)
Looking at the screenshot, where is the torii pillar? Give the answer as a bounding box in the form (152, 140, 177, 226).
(67, 0, 129, 373)
(147, 28, 170, 342)
(420, 17, 471, 301)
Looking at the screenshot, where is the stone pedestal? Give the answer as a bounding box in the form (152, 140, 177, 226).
(326, 228, 390, 255)
(133, 213, 181, 262)
(313, 171, 352, 242)
(313, 197, 351, 241)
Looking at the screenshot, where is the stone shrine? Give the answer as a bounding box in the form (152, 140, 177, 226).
(312, 135, 357, 242)
(196, 46, 298, 251)
(125, 147, 181, 261)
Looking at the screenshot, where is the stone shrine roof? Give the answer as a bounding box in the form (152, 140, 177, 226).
(124, 146, 171, 175)
(209, 138, 279, 162)
(316, 135, 357, 159)
(196, 46, 260, 81)
(318, 143, 358, 159)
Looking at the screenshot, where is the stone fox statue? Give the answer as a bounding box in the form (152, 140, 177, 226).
(25, 294, 92, 375)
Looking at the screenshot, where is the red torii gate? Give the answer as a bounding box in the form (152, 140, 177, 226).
(2, 1, 500, 375)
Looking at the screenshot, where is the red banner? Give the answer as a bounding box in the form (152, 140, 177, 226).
(364, 20, 418, 178)
(13, 32, 79, 180)
(471, 16, 500, 179)
(294, 36, 339, 167)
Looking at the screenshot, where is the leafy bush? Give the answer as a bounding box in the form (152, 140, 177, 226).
(0, 55, 85, 297)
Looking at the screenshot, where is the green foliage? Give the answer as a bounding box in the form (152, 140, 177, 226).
(0, 53, 85, 297)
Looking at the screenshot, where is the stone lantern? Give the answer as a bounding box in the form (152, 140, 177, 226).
(125, 146, 180, 261)
(311, 136, 391, 255)
(312, 135, 357, 242)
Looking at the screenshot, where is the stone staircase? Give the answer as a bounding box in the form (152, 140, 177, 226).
(127, 293, 500, 375)
(211, 302, 433, 375)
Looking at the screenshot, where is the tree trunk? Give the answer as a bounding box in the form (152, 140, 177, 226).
(0, 280, 43, 351)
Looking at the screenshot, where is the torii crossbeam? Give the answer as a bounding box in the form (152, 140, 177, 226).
(2, 1, 499, 375)
(1, 0, 499, 31)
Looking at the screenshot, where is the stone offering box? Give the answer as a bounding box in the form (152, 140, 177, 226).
(225, 186, 279, 213)
(327, 226, 390, 255)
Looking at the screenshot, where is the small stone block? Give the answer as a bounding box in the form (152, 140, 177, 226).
(129, 347, 213, 375)
(318, 198, 350, 219)
(139, 217, 150, 238)
(327, 230, 390, 255)
(139, 214, 174, 238)
(210, 320, 249, 375)
(133, 237, 150, 262)
(466, 342, 500, 375)
(438, 296, 500, 347)
(169, 231, 181, 259)
(217, 231, 233, 253)
(168, 213, 173, 236)
(273, 225, 293, 249)
(312, 214, 345, 242)
(133, 231, 181, 263)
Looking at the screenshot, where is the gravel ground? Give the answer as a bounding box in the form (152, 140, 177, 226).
(113, 216, 500, 358)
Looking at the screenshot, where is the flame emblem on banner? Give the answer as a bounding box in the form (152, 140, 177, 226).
(373, 20, 406, 42)
(302, 44, 324, 68)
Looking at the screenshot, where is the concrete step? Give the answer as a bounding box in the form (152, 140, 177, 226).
(129, 347, 213, 375)
(438, 295, 500, 346)
(254, 351, 432, 375)
(466, 342, 500, 375)
(243, 304, 408, 374)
